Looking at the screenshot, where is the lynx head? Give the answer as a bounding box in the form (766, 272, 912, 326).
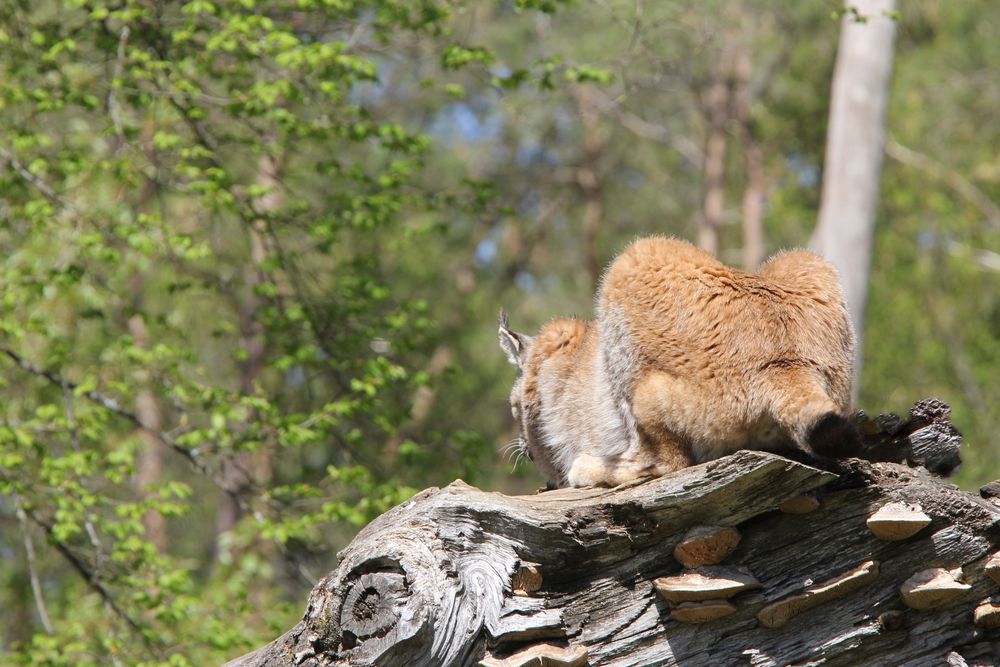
(497, 309, 562, 484)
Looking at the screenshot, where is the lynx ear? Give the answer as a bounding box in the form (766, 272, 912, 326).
(498, 309, 532, 371)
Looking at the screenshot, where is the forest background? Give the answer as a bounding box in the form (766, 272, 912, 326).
(1, 1, 998, 665)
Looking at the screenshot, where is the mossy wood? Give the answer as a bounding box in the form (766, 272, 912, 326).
(226, 400, 1000, 666)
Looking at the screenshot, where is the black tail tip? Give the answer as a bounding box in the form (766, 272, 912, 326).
(806, 412, 862, 459)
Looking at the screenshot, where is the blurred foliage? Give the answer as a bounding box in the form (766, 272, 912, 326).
(0, 0, 998, 664)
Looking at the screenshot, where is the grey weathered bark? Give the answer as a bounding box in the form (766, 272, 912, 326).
(225, 399, 999, 667)
(810, 0, 897, 398)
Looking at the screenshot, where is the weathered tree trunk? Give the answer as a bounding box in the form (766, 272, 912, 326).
(226, 401, 999, 667)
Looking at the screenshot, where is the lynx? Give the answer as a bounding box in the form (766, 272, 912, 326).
(499, 236, 858, 488)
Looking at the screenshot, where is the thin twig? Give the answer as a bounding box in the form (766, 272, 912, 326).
(587, 88, 703, 166)
(0, 145, 78, 211)
(15, 500, 54, 635)
(61, 379, 108, 573)
(886, 136, 1000, 230)
(19, 505, 158, 652)
(108, 25, 132, 145)
(0, 346, 201, 471)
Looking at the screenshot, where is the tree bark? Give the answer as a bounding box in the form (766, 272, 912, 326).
(571, 86, 605, 291)
(225, 399, 998, 667)
(698, 56, 731, 258)
(129, 281, 168, 552)
(216, 152, 280, 541)
(811, 0, 897, 398)
(733, 45, 765, 272)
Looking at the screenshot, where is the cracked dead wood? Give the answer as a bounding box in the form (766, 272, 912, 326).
(226, 401, 1000, 666)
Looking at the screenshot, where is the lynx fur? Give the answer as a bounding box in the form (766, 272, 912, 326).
(499, 236, 857, 488)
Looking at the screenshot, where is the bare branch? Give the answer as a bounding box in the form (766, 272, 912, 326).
(586, 88, 704, 166)
(0, 345, 203, 472)
(0, 145, 78, 211)
(18, 504, 158, 653)
(15, 500, 54, 635)
(886, 137, 1000, 230)
(108, 26, 131, 145)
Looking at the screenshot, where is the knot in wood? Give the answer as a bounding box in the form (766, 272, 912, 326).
(339, 572, 407, 647)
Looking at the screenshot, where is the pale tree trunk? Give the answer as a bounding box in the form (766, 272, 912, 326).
(740, 140, 765, 271)
(128, 293, 168, 552)
(571, 86, 605, 290)
(733, 44, 765, 272)
(129, 121, 167, 552)
(216, 153, 280, 540)
(811, 0, 897, 399)
(698, 55, 731, 258)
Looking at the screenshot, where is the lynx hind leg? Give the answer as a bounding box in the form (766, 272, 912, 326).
(764, 368, 860, 459)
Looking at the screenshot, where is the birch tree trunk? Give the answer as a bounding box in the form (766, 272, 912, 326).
(811, 0, 898, 397)
(224, 399, 997, 667)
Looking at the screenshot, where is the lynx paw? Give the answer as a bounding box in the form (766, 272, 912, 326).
(566, 453, 615, 488)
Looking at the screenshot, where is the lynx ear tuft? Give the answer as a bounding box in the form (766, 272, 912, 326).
(498, 309, 532, 371)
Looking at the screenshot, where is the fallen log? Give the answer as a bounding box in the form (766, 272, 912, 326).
(226, 400, 1000, 666)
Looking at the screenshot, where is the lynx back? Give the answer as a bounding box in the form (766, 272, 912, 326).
(499, 236, 857, 488)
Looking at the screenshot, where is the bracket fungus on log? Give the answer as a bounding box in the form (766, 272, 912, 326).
(974, 601, 1000, 629)
(669, 600, 737, 624)
(900, 568, 972, 610)
(512, 565, 543, 595)
(672, 525, 741, 568)
(654, 567, 760, 603)
(479, 643, 589, 667)
(866, 501, 932, 541)
(985, 553, 1000, 586)
(225, 399, 1000, 667)
(778, 494, 820, 514)
(756, 560, 879, 629)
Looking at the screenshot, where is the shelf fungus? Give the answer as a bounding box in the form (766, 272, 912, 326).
(673, 526, 741, 568)
(779, 494, 820, 515)
(899, 568, 971, 610)
(513, 564, 543, 595)
(974, 601, 1000, 628)
(985, 552, 1000, 586)
(669, 599, 737, 624)
(866, 502, 932, 541)
(756, 560, 879, 629)
(654, 566, 760, 603)
(479, 643, 589, 667)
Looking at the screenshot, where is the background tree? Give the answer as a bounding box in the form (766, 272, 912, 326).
(812, 0, 898, 396)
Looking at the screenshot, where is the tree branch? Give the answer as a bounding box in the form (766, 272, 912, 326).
(0, 345, 205, 473)
(0, 145, 78, 211)
(15, 500, 54, 635)
(886, 136, 1000, 230)
(19, 504, 158, 653)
